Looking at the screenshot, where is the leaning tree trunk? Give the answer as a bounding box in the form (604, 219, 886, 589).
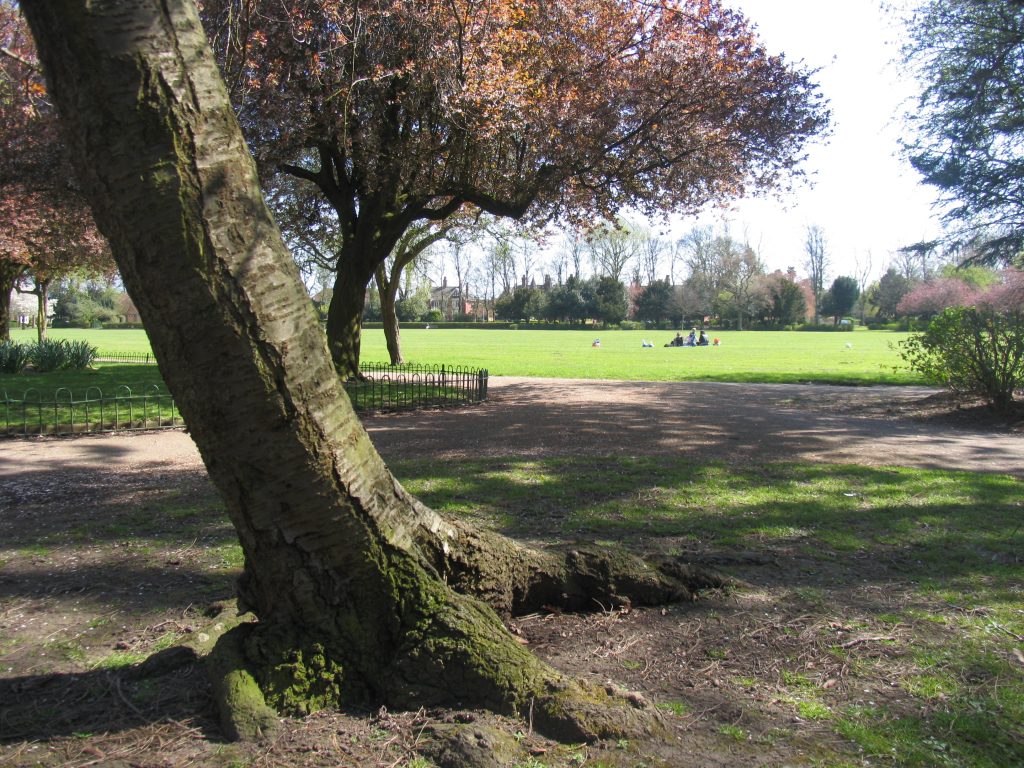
(23, 0, 723, 743)
(325, 264, 373, 380)
(375, 225, 449, 367)
(0, 263, 21, 341)
(376, 266, 405, 366)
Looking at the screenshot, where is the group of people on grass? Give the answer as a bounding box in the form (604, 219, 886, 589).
(665, 328, 711, 347)
(592, 329, 720, 349)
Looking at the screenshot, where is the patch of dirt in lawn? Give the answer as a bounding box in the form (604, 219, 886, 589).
(1, 380, 1021, 767)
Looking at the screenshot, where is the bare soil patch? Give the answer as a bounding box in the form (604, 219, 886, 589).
(1, 380, 1021, 767)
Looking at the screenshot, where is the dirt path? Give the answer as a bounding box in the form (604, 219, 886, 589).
(2, 379, 1021, 768)
(5, 378, 1017, 478)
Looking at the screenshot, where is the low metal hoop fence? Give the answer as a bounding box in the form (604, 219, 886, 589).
(2, 363, 487, 436)
(344, 362, 489, 414)
(1, 384, 182, 436)
(94, 352, 158, 364)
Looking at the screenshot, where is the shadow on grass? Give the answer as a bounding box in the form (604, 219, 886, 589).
(0, 658, 216, 743)
(2, 432, 1020, 756)
(393, 456, 1023, 597)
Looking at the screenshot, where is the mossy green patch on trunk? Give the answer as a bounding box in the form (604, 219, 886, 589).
(206, 624, 279, 741)
(259, 642, 346, 716)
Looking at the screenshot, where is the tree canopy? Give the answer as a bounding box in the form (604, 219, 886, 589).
(820, 275, 859, 323)
(199, 0, 829, 376)
(633, 279, 676, 325)
(0, 1, 111, 338)
(902, 0, 1024, 265)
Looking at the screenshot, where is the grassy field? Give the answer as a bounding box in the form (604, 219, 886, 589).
(397, 456, 1024, 768)
(9, 327, 152, 356)
(9, 326, 921, 385)
(2, 455, 1019, 767)
(0, 364, 166, 398)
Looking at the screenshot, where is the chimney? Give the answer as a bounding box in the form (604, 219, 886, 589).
(544, 274, 552, 289)
(665, 274, 671, 285)
(442, 275, 448, 288)
(521, 275, 527, 287)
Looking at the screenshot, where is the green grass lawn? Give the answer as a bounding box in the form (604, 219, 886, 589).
(363, 327, 919, 384)
(0, 364, 166, 398)
(0, 365, 176, 435)
(9, 327, 153, 356)
(10, 326, 921, 385)
(395, 455, 1024, 768)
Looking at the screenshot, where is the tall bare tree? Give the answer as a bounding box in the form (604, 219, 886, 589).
(803, 224, 829, 324)
(853, 250, 874, 323)
(587, 219, 639, 282)
(637, 227, 667, 286)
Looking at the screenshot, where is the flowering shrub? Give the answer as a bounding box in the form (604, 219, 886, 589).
(899, 270, 1024, 412)
(896, 277, 979, 317)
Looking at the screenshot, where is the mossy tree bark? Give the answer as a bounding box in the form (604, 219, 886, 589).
(23, 0, 722, 741)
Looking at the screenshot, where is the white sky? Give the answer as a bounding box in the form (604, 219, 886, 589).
(666, 0, 940, 281)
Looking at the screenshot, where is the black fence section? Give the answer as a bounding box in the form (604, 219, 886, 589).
(1, 363, 486, 436)
(345, 362, 489, 414)
(95, 352, 158, 364)
(1, 385, 182, 436)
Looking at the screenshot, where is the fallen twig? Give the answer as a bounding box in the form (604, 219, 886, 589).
(838, 636, 896, 649)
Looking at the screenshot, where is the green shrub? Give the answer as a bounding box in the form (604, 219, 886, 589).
(29, 338, 69, 372)
(63, 340, 98, 370)
(899, 306, 1024, 412)
(24, 338, 98, 372)
(421, 309, 444, 323)
(0, 340, 31, 373)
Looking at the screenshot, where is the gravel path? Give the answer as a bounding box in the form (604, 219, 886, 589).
(1, 379, 1020, 479)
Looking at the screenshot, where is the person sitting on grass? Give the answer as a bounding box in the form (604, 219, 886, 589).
(697, 330, 709, 346)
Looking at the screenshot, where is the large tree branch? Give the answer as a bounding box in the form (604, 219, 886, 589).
(0, 45, 39, 71)
(417, 196, 465, 222)
(280, 143, 358, 235)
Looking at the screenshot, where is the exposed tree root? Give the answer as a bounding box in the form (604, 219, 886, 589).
(420, 723, 528, 768)
(207, 624, 279, 741)
(413, 513, 734, 616)
(205, 499, 729, 743)
(205, 571, 670, 744)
